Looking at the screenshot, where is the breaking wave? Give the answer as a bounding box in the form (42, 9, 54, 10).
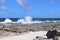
(0, 16, 60, 24)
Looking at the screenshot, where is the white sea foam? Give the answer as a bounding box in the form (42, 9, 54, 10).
(51, 20, 57, 23)
(17, 16, 43, 24)
(4, 18, 12, 23)
(0, 18, 12, 24)
(0, 16, 59, 24)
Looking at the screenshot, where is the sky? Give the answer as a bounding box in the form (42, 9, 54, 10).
(0, 0, 60, 18)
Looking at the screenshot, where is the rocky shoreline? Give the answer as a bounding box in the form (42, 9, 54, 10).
(0, 23, 60, 38)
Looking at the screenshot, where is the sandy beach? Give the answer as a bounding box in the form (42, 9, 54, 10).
(0, 31, 47, 40)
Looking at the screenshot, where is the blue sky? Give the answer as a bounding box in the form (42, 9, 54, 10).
(0, 0, 60, 18)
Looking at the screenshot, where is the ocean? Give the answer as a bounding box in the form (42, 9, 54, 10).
(0, 18, 60, 26)
(0, 18, 60, 22)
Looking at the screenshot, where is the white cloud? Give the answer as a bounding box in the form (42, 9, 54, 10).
(0, 6, 7, 10)
(0, 0, 5, 3)
(16, 0, 24, 6)
(0, 6, 15, 14)
(16, 0, 32, 11)
(0, 0, 15, 14)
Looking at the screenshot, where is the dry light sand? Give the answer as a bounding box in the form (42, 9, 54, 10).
(0, 31, 47, 40)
